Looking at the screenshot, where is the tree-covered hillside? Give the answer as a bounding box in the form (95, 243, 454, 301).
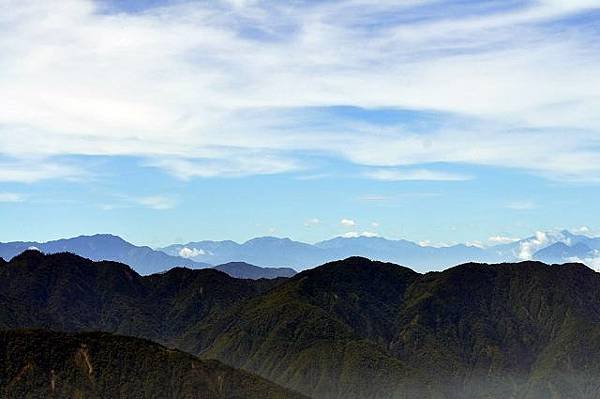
(3, 252, 600, 398)
(0, 329, 307, 398)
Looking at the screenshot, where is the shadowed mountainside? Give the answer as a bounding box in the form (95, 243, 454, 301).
(213, 262, 297, 279)
(2, 252, 600, 398)
(0, 329, 307, 399)
(181, 258, 600, 399)
(0, 250, 283, 344)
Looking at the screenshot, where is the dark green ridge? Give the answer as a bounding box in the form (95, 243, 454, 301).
(2, 251, 600, 398)
(0, 329, 308, 399)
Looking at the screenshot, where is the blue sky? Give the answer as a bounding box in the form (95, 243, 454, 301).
(1, 0, 600, 247)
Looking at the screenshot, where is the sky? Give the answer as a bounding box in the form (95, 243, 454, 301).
(1, 0, 600, 247)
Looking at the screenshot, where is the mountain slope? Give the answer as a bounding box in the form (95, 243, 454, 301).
(162, 237, 328, 270)
(533, 242, 595, 264)
(0, 251, 283, 344)
(316, 237, 491, 270)
(0, 234, 209, 274)
(4, 253, 600, 398)
(0, 329, 307, 399)
(182, 258, 433, 398)
(389, 261, 600, 398)
(213, 262, 296, 279)
(187, 258, 600, 399)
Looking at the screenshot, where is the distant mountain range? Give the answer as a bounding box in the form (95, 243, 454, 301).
(162, 229, 600, 271)
(2, 229, 599, 275)
(0, 234, 210, 275)
(3, 251, 600, 398)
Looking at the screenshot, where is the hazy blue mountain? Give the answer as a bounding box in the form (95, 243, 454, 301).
(534, 242, 595, 264)
(495, 230, 600, 265)
(315, 236, 491, 270)
(164, 236, 493, 271)
(162, 237, 329, 270)
(213, 262, 297, 279)
(0, 234, 209, 275)
(315, 230, 600, 271)
(4, 230, 599, 275)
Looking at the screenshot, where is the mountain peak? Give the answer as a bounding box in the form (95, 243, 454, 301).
(244, 236, 292, 244)
(213, 261, 297, 279)
(304, 256, 417, 278)
(77, 233, 129, 243)
(10, 248, 48, 263)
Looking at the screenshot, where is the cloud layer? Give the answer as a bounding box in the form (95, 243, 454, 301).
(1, 0, 600, 181)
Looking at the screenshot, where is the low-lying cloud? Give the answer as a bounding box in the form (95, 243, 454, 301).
(178, 247, 206, 258)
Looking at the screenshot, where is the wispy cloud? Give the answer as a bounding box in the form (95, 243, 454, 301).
(0, 0, 599, 181)
(515, 230, 577, 260)
(0, 192, 25, 203)
(488, 235, 520, 245)
(359, 195, 391, 202)
(342, 231, 379, 238)
(365, 168, 471, 182)
(136, 195, 177, 210)
(0, 160, 81, 183)
(304, 218, 320, 227)
(148, 155, 299, 180)
(505, 201, 537, 211)
(340, 218, 356, 227)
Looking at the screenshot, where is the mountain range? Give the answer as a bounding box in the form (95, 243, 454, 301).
(2, 250, 600, 398)
(0, 234, 209, 275)
(1, 229, 599, 277)
(163, 229, 600, 271)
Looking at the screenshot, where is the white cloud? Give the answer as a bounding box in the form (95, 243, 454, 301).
(148, 155, 299, 180)
(515, 230, 580, 260)
(0, 1, 599, 181)
(506, 201, 537, 210)
(359, 195, 390, 202)
(342, 231, 379, 238)
(419, 240, 457, 248)
(0, 161, 81, 183)
(466, 241, 485, 249)
(136, 195, 176, 210)
(518, 231, 550, 260)
(566, 251, 600, 271)
(0, 192, 25, 202)
(304, 218, 320, 227)
(488, 235, 520, 245)
(365, 168, 471, 182)
(572, 226, 594, 235)
(178, 247, 206, 258)
(340, 218, 356, 227)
